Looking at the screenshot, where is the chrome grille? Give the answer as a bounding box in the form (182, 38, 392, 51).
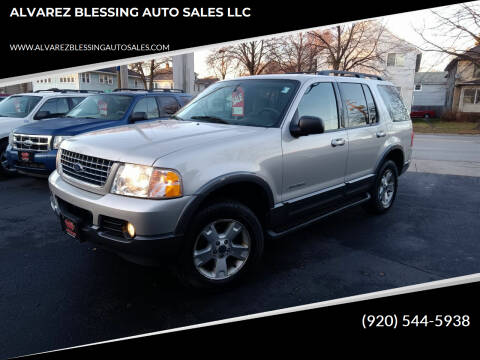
(13, 134, 51, 152)
(60, 149, 114, 187)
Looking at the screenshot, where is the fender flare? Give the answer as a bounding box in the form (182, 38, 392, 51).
(174, 172, 275, 235)
(374, 144, 404, 176)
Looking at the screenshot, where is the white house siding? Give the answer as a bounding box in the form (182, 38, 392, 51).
(32, 72, 143, 92)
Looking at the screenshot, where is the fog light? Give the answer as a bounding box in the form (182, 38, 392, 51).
(126, 222, 136, 238)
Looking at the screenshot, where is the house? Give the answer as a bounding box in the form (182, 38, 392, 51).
(0, 82, 33, 95)
(32, 67, 144, 92)
(377, 31, 422, 112)
(412, 72, 448, 115)
(151, 66, 174, 89)
(194, 76, 219, 94)
(444, 45, 480, 114)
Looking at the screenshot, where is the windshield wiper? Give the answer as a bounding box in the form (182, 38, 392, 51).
(190, 116, 229, 124)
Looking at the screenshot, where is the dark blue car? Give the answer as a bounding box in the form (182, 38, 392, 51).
(6, 89, 193, 177)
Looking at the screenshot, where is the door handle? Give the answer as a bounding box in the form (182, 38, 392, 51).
(376, 131, 386, 138)
(331, 138, 346, 147)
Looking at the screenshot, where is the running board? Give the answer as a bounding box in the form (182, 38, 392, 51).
(267, 193, 371, 239)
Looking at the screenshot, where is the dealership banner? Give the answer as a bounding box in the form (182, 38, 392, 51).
(0, 0, 461, 78)
(1, 0, 479, 358)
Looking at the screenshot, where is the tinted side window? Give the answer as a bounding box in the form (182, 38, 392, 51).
(362, 85, 378, 124)
(37, 98, 70, 116)
(339, 83, 368, 127)
(377, 85, 410, 122)
(133, 97, 160, 119)
(70, 97, 86, 108)
(158, 96, 180, 117)
(178, 96, 193, 106)
(295, 82, 339, 131)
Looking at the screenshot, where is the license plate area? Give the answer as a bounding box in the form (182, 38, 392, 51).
(18, 151, 33, 162)
(60, 215, 82, 241)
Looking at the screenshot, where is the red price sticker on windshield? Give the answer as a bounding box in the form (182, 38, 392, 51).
(98, 100, 108, 116)
(232, 87, 244, 117)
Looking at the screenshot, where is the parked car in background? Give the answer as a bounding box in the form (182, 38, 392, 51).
(410, 109, 436, 119)
(6, 89, 193, 177)
(0, 89, 94, 176)
(48, 71, 413, 289)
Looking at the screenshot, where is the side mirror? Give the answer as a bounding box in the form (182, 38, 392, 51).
(290, 116, 325, 137)
(130, 112, 147, 122)
(34, 110, 51, 120)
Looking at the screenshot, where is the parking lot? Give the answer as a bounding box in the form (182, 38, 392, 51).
(1, 134, 479, 358)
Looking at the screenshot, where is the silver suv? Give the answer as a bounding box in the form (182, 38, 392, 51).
(49, 71, 413, 289)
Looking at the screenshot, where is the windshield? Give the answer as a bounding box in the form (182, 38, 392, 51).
(66, 94, 133, 120)
(0, 96, 42, 118)
(175, 79, 299, 127)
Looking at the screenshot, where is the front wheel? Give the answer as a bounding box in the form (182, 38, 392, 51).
(177, 200, 264, 289)
(364, 160, 398, 214)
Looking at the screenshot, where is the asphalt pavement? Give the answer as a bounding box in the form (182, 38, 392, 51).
(1, 134, 479, 358)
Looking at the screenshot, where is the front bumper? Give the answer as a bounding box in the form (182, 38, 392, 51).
(49, 170, 194, 265)
(7, 146, 57, 177)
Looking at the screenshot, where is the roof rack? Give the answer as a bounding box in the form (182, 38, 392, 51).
(113, 88, 185, 93)
(316, 70, 383, 80)
(287, 70, 383, 80)
(34, 88, 103, 94)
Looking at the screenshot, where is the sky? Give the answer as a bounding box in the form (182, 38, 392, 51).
(193, 3, 473, 78)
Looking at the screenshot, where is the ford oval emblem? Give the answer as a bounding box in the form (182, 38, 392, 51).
(23, 140, 33, 147)
(73, 163, 84, 173)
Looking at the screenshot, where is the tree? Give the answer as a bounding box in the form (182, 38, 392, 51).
(222, 40, 277, 75)
(129, 58, 170, 89)
(414, 2, 480, 66)
(206, 48, 233, 80)
(309, 21, 389, 73)
(269, 32, 322, 73)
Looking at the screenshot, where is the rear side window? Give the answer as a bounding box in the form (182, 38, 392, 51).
(295, 82, 339, 131)
(377, 85, 410, 122)
(362, 85, 378, 124)
(338, 83, 368, 127)
(70, 97, 86, 108)
(158, 96, 180, 117)
(133, 97, 160, 119)
(37, 97, 70, 116)
(178, 96, 193, 107)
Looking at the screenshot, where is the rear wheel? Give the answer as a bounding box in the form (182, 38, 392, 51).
(364, 160, 398, 214)
(177, 200, 264, 289)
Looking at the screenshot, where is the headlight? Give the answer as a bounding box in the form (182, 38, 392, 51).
(53, 136, 72, 149)
(111, 164, 182, 199)
(8, 132, 14, 147)
(56, 149, 62, 170)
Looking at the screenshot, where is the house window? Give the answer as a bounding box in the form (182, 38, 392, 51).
(414, 84, 422, 91)
(462, 88, 480, 104)
(99, 74, 113, 85)
(474, 64, 480, 78)
(134, 79, 138, 87)
(81, 73, 90, 83)
(387, 53, 405, 67)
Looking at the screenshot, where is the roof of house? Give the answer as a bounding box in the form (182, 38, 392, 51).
(414, 72, 448, 84)
(445, 45, 480, 71)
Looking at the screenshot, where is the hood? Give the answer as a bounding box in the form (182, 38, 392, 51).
(0, 116, 29, 137)
(61, 119, 267, 166)
(11, 117, 123, 136)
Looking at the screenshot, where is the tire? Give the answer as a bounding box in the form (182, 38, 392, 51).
(176, 200, 264, 290)
(364, 160, 398, 214)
